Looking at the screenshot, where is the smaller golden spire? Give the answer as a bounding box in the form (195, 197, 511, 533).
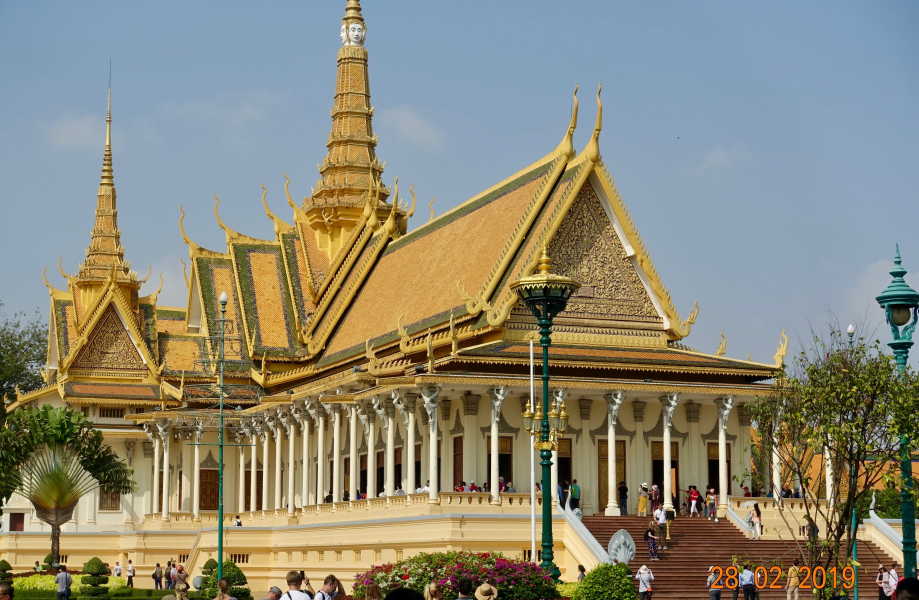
(101, 86, 113, 186)
(537, 245, 553, 274)
(342, 0, 364, 26)
(585, 84, 603, 163)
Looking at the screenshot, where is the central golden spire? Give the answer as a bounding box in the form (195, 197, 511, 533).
(305, 0, 399, 259)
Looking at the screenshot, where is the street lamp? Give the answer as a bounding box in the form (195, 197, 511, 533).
(875, 244, 919, 578)
(847, 323, 859, 600)
(512, 247, 579, 580)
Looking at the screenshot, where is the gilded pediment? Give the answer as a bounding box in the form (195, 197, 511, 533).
(71, 305, 146, 374)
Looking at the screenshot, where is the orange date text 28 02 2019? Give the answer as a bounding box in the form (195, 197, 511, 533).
(709, 566, 856, 590)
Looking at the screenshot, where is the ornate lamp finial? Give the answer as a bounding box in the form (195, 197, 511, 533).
(537, 245, 553, 274)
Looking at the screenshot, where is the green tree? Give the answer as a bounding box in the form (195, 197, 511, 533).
(0, 405, 135, 564)
(572, 563, 635, 600)
(200, 561, 251, 600)
(0, 301, 47, 399)
(747, 324, 919, 590)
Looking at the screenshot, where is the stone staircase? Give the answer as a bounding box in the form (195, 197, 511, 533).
(580, 514, 895, 599)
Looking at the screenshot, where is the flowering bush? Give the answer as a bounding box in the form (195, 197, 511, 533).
(12, 574, 126, 593)
(352, 551, 559, 600)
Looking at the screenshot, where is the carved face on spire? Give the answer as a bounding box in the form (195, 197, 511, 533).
(340, 24, 347, 45)
(348, 22, 365, 46)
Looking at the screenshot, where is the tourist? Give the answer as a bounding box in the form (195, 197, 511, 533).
(506, 482, 516, 493)
(707, 566, 721, 600)
(635, 565, 654, 600)
(473, 583, 497, 600)
(343, 490, 350, 501)
(654, 505, 668, 549)
(0, 581, 12, 600)
(739, 563, 755, 600)
(577, 565, 586, 582)
(126, 561, 135, 587)
(787, 558, 801, 600)
(422, 582, 442, 600)
(891, 564, 901, 586)
(215, 578, 236, 600)
(469, 480, 477, 492)
(234, 515, 243, 526)
(456, 579, 474, 600)
(618, 481, 629, 515)
(650, 484, 660, 511)
(750, 503, 762, 540)
(895, 578, 919, 600)
(113, 562, 122, 577)
(362, 583, 382, 600)
(793, 489, 801, 499)
(55, 566, 72, 600)
(570, 479, 581, 511)
(482, 482, 490, 495)
(170, 562, 178, 590)
(422, 480, 431, 493)
(314, 575, 342, 600)
(637, 484, 649, 516)
(643, 521, 659, 560)
(325, 491, 334, 503)
(283, 571, 313, 600)
(498, 477, 507, 494)
(153, 563, 164, 590)
(534, 482, 541, 493)
(878, 564, 893, 599)
(34, 561, 41, 573)
(742, 486, 751, 497)
(175, 566, 189, 600)
(263, 586, 282, 600)
(561, 480, 569, 508)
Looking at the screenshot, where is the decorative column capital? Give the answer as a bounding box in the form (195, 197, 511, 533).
(488, 386, 509, 424)
(715, 396, 735, 431)
(393, 390, 410, 425)
(403, 392, 418, 414)
(604, 391, 624, 424)
(660, 393, 680, 429)
(632, 400, 646, 423)
(155, 419, 171, 444)
(193, 421, 205, 444)
(685, 402, 701, 424)
(371, 395, 388, 431)
(266, 411, 282, 441)
(553, 388, 569, 412)
(419, 386, 441, 434)
(578, 399, 592, 422)
(461, 393, 480, 416)
(143, 422, 156, 443)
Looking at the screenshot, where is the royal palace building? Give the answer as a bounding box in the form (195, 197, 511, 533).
(2, 0, 785, 585)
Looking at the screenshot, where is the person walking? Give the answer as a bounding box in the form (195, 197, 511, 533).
(878, 564, 893, 599)
(283, 571, 314, 600)
(175, 566, 189, 600)
(618, 481, 629, 515)
(570, 480, 581, 511)
(650, 484, 660, 512)
(635, 565, 654, 600)
(560, 480, 569, 509)
(313, 575, 341, 600)
(473, 583, 497, 600)
(113, 562, 122, 578)
(708, 566, 722, 600)
(153, 563, 163, 590)
(786, 558, 801, 600)
(234, 515, 243, 526)
(654, 505, 668, 549)
(644, 521, 659, 560)
(54, 566, 72, 600)
(126, 561, 135, 588)
(739, 564, 756, 600)
(169, 562, 178, 591)
(750, 503, 762, 540)
(577, 565, 586, 582)
(638, 484, 649, 517)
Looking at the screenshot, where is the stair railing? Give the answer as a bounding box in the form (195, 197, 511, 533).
(867, 490, 903, 549)
(556, 500, 613, 565)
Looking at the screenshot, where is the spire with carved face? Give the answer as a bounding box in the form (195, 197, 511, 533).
(306, 0, 403, 259)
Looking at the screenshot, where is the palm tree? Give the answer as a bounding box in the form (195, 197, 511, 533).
(0, 405, 135, 565)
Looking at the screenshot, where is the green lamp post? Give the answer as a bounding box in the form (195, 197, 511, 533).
(513, 247, 579, 580)
(875, 244, 918, 578)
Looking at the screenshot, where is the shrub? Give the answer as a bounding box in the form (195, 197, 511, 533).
(200, 561, 251, 600)
(201, 559, 218, 579)
(81, 558, 109, 599)
(13, 575, 58, 592)
(42, 554, 53, 572)
(0, 560, 12, 586)
(572, 564, 635, 600)
(353, 551, 559, 600)
(556, 582, 578, 599)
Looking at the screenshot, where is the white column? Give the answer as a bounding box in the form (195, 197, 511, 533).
(261, 425, 270, 511)
(316, 410, 326, 505)
(249, 429, 258, 511)
(405, 394, 417, 494)
(193, 425, 203, 520)
(237, 443, 245, 514)
(421, 387, 441, 503)
(772, 423, 781, 499)
(604, 392, 623, 516)
(824, 447, 834, 506)
(349, 405, 359, 500)
(331, 404, 342, 503)
(385, 399, 396, 497)
(271, 416, 283, 510)
(366, 410, 377, 498)
(293, 402, 312, 507)
(281, 408, 296, 514)
(159, 425, 171, 519)
(716, 397, 735, 516)
(151, 432, 161, 516)
(661, 393, 680, 512)
(488, 387, 508, 505)
(631, 402, 647, 497)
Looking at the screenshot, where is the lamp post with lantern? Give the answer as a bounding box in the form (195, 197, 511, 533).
(513, 247, 579, 580)
(875, 244, 919, 578)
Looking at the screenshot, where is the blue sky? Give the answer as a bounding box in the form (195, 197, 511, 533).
(1, 1, 918, 366)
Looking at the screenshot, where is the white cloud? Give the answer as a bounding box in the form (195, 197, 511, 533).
(843, 259, 918, 327)
(40, 114, 105, 150)
(684, 143, 752, 176)
(376, 106, 445, 151)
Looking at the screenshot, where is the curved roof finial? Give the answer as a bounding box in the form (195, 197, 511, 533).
(178, 206, 200, 254)
(585, 84, 603, 163)
(384, 176, 400, 235)
(555, 84, 578, 158)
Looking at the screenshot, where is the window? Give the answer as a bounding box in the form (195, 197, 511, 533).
(335, 550, 342, 563)
(178, 555, 189, 563)
(99, 408, 125, 419)
(59, 555, 69, 565)
(229, 554, 249, 564)
(395, 550, 403, 562)
(134, 407, 146, 414)
(354, 550, 362, 563)
(99, 490, 121, 511)
(522, 549, 533, 562)
(10, 513, 24, 531)
(374, 550, 382, 563)
(318, 551, 325, 563)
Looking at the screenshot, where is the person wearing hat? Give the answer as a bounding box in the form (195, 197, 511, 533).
(635, 565, 654, 600)
(743, 486, 751, 498)
(638, 483, 649, 516)
(174, 565, 189, 600)
(474, 583, 497, 600)
(707, 566, 721, 600)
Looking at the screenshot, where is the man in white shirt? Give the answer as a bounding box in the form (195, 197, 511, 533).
(113, 562, 122, 577)
(314, 575, 341, 600)
(283, 571, 314, 600)
(889, 563, 900, 592)
(654, 507, 668, 549)
(125, 561, 135, 588)
(421, 480, 430, 493)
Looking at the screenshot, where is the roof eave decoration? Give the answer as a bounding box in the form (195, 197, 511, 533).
(773, 329, 788, 368)
(261, 183, 295, 239)
(179, 206, 225, 260)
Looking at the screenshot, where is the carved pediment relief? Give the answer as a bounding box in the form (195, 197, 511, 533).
(71, 305, 145, 373)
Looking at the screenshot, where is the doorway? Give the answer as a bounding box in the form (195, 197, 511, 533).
(359, 454, 367, 496)
(453, 437, 463, 489)
(415, 443, 422, 491)
(557, 438, 572, 494)
(598, 439, 626, 510)
(244, 470, 263, 511)
(376, 451, 384, 495)
(651, 441, 679, 507)
(394, 448, 403, 490)
(199, 469, 219, 510)
(344, 457, 350, 495)
(487, 435, 514, 490)
(707, 443, 731, 495)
